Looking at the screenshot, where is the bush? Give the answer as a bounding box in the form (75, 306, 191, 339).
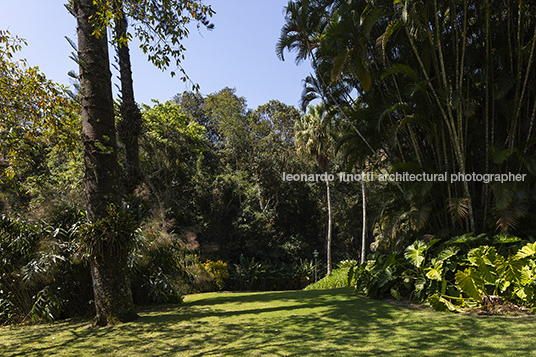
(305, 260, 358, 290)
(1, 208, 196, 324)
(203, 260, 229, 291)
(0, 213, 93, 324)
(129, 225, 193, 303)
(228, 255, 315, 291)
(350, 233, 536, 312)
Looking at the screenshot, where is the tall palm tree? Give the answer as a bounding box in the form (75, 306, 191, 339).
(295, 103, 335, 275)
(281, 0, 536, 245)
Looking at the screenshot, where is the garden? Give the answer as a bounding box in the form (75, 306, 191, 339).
(2, 0, 536, 354)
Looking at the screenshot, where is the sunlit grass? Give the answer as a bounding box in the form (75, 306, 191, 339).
(1, 288, 535, 356)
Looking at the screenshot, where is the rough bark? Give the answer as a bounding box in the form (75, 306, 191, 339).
(75, 0, 137, 325)
(115, 7, 143, 195)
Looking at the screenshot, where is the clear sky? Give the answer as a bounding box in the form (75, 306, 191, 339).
(1, 0, 313, 110)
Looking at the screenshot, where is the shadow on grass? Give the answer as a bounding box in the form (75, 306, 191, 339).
(2, 288, 536, 356)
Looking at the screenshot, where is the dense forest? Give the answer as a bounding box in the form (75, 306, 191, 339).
(2, 0, 536, 325)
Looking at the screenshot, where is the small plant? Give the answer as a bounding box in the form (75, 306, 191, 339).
(203, 260, 229, 291)
(229, 255, 314, 291)
(79, 203, 142, 257)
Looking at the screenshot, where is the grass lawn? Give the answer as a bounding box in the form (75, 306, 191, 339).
(1, 287, 535, 356)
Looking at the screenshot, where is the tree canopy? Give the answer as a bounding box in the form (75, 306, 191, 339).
(278, 0, 536, 248)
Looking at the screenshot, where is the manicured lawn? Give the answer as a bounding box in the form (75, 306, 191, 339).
(1, 287, 535, 356)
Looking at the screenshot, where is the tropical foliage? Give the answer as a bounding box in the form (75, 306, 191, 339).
(278, 0, 536, 247)
(349, 234, 536, 312)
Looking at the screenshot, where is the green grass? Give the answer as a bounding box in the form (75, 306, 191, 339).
(1, 288, 536, 356)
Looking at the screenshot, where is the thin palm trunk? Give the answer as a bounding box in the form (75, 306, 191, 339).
(325, 177, 332, 275)
(361, 170, 367, 265)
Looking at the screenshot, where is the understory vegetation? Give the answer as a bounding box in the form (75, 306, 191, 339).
(350, 234, 536, 313)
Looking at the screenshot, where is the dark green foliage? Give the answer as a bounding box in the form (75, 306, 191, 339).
(278, 0, 536, 242)
(0, 215, 39, 324)
(0, 203, 192, 324)
(229, 255, 315, 291)
(129, 229, 194, 304)
(79, 203, 146, 258)
(0, 212, 93, 324)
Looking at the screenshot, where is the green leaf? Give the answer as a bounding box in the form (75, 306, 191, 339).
(404, 240, 427, 269)
(515, 242, 536, 260)
(414, 276, 426, 292)
(436, 246, 460, 262)
(466, 246, 497, 283)
(425, 268, 442, 281)
(493, 234, 522, 244)
(495, 255, 525, 284)
(360, 8, 386, 41)
(514, 284, 533, 301)
(455, 268, 485, 301)
(381, 63, 418, 81)
(448, 233, 477, 244)
(425, 258, 443, 281)
(428, 293, 461, 312)
(490, 147, 516, 164)
(498, 279, 511, 293)
(519, 265, 534, 286)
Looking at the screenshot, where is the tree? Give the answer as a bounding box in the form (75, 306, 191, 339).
(139, 100, 208, 223)
(75, 0, 137, 325)
(295, 103, 335, 275)
(1, 31, 78, 214)
(109, 0, 214, 195)
(114, 4, 143, 195)
(250, 100, 301, 211)
(279, 0, 536, 248)
(67, 0, 214, 325)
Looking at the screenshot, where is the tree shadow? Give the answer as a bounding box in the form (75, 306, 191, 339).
(3, 288, 536, 356)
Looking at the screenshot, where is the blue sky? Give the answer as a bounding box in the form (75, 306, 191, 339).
(1, 0, 313, 110)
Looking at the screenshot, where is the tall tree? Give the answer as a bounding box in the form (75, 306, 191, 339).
(279, 0, 536, 248)
(1, 31, 78, 213)
(75, 0, 137, 325)
(295, 103, 334, 275)
(114, 4, 143, 195)
(250, 100, 301, 211)
(110, 0, 214, 195)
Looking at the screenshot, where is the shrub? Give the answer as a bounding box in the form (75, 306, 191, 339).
(305, 260, 358, 290)
(350, 233, 536, 312)
(0, 213, 93, 324)
(228, 255, 315, 291)
(203, 260, 229, 291)
(129, 226, 193, 303)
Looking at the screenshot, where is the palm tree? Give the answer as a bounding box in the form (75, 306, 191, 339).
(281, 0, 536, 245)
(295, 103, 335, 275)
(276, 0, 327, 65)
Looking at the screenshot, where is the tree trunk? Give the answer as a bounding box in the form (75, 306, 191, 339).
(325, 177, 332, 275)
(115, 5, 143, 195)
(76, 0, 137, 325)
(361, 170, 367, 265)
